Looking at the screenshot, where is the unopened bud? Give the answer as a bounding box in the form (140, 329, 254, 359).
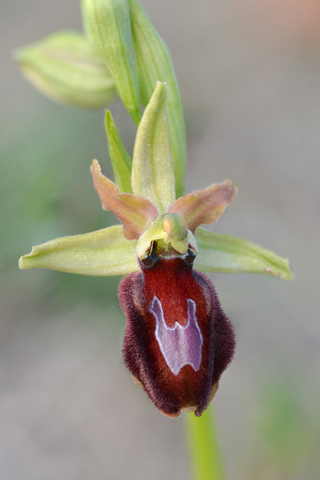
(16, 31, 117, 109)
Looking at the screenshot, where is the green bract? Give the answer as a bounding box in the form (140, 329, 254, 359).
(105, 110, 132, 193)
(16, 31, 117, 109)
(19, 82, 291, 281)
(129, 0, 186, 197)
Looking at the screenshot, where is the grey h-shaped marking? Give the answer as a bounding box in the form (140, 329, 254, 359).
(150, 296, 203, 376)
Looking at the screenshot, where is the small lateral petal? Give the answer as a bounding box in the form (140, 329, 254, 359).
(19, 225, 139, 276)
(91, 159, 158, 239)
(169, 181, 237, 233)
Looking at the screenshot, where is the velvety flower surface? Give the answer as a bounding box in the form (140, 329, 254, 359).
(120, 247, 235, 417)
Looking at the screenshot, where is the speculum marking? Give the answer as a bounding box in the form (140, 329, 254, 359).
(150, 296, 203, 375)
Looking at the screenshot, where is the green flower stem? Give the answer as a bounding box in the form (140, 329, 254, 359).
(186, 406, 226, 480)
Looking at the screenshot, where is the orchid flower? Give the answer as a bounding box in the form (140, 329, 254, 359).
(19, 82, 291, 417)
(17, 0, 291, 419)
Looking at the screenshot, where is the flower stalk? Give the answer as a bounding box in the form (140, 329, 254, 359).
(186, 406, 226, 480)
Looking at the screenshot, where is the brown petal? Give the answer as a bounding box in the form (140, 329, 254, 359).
(91, 159, 158, 239)
(169, 181, 237, 233)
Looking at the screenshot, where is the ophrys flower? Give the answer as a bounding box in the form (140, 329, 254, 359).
(19, 82, 291, 416)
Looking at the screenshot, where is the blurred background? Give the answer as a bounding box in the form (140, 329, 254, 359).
(1, 0, 320, 479)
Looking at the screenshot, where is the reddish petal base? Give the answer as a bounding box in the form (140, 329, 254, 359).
(119, 257, 235, 417)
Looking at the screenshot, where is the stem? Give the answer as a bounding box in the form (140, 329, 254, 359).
(186, 405, 226, 480)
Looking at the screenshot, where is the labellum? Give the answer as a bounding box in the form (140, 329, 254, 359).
(119, 241, 235, 417)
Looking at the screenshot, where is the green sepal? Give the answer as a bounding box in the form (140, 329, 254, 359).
(15, 31, 117, 109)
(81, 0, 142, 125)
(194, 228, 293, 279)
(132, 81, 175, 213)
(19, 225, 139, 276)
(129, 0, 186, 197)
(105, 110, 132, 193)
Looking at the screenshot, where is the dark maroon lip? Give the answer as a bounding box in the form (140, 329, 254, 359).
(119, 258, 235, 417)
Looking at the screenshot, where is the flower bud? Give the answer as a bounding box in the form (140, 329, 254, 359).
(119, 246, 235, 417)
(16, 31, 117, 109)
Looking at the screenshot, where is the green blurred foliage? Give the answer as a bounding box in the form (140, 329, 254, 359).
(1, 96, 130, 315)
(249, 375, 320, 479)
